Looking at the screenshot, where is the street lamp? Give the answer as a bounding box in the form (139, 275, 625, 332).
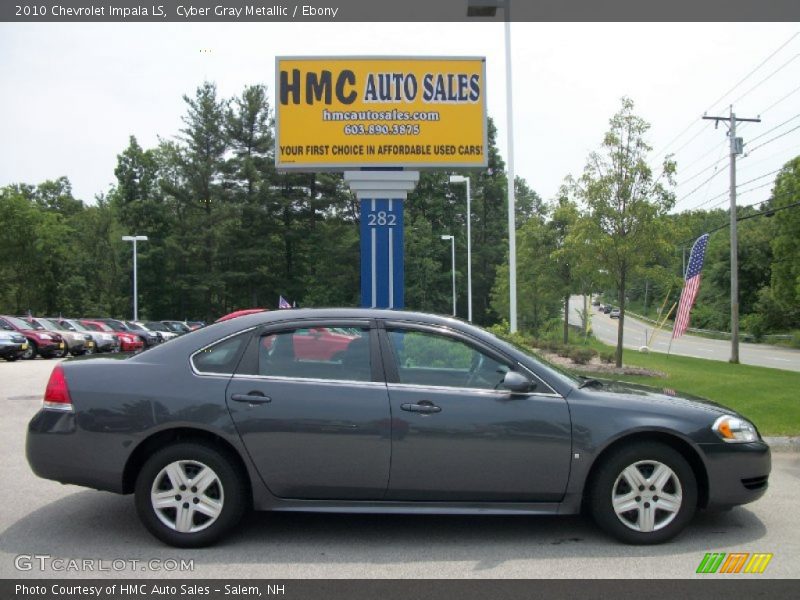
(121, 235, 148, 321)
(449, 175, 472, 322)
(468, 0, 517, 332)
(441, 234, 456, 317)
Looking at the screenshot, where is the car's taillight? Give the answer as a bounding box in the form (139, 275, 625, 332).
(43, 364, 73, 411)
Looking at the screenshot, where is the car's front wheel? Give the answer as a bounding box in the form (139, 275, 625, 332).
(21, 341, 37, 360)
(134, 442, 248, 548)
(589, 441, 697, 544)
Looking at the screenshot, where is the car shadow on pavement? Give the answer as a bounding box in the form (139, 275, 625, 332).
(0, 488, 768, 574)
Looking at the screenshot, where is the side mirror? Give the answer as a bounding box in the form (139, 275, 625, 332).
(501, 371, 535, 394)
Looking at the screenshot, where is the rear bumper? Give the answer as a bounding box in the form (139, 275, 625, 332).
(699, 440, 771, 508)
(26, 409, 125, 493)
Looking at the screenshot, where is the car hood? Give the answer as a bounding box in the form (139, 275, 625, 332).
(584, 378, 741, 418)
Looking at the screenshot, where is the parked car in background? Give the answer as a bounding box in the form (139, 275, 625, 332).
(122, 320, 163, 346)
(92, 318, 160, 348)
(216, 309, 267, 323)
(0, 315, 65, 359)
(27, 309, 770, 548)
(30, 317, 94, 356)
(80, 320, 143, 352)
(0, 329, 28, 361)
(161, 320, 192, 335)
(56, 318, 119, 354)
(137, 321, 179, 342)
(610, 308, 621, 319)
(602, 305, 613, 314)
(185, 321, 206, 330)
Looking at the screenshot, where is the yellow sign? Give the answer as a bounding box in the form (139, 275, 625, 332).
(275, 57, 487, 170)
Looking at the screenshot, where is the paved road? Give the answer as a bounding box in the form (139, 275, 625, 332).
(569, 296, 800, 372)
(2, 359, 798, 579)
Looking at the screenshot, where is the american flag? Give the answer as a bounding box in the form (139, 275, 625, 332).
(278, 295, 292, 309)
(673, 233, 710, 339)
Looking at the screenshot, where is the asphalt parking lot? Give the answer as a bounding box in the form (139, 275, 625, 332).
(2, 358, 798, 579)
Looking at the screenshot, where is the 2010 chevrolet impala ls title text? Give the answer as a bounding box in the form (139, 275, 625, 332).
(26, 309, 770, 547)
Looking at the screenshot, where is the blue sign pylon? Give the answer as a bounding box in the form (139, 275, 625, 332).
(344, 171, 419, 310)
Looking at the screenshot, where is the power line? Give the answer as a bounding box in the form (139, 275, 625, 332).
(758, 83, 800, 116)
(746, 124, 800, 154)
(655, 31, 799, 159)
(747, 112, 800, 144)
(728, 53, 800, 107)
(710, 32, 799, 113)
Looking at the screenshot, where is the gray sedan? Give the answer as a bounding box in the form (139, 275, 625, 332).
(26, 309, 770, 548)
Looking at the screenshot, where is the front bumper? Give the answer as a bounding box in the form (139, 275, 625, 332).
(0, 342, 26, 358)
(699, 440, 771, 508)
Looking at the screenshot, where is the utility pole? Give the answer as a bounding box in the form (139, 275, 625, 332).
(702, 107, 760, 364)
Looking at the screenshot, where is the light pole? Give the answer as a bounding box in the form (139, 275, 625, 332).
(441, 234, 456, 317)
(468, 0, 517, 331)
(122, 235, 148, 321)
(449, 175, 472, 322)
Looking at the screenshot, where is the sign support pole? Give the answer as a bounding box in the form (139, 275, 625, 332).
(344, 171, 420, 309)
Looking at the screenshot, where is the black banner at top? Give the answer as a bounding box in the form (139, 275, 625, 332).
(2, 0, 800, 22)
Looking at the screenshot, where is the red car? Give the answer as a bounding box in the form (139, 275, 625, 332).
(215, 309, 268, 323)
(80, 320, 143, 352)
(0, 315, 66, 359)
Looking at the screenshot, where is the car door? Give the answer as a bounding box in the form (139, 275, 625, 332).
(225, 320, 391, 500)
(380, 322, 572, 502)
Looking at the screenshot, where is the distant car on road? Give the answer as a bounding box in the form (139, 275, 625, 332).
(27, 309, 770, 548)
(610, 308, 621, 319)
(602, 305, 613, 314)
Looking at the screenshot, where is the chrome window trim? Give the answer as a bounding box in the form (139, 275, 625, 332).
(189, 327, 256, 377)
(386, 381, 562, 398)
(231, 373, 387, 388)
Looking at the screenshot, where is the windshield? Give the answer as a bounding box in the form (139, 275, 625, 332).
(82, 321, 112, 332)
(165, 321, 191, 333)
(38, 318, 63, 331)
(60, 319, 82, 332)
(104, 320, 127, 332)
(145, 322, 168, 332)
(125, 321, 145, 332)
(2, 315, 35, 330)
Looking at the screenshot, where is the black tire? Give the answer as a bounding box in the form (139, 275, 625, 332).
(4, 355, 18, 362)
(135, 442, 248, 548)
(21, 341, 37, 360)
(55, 342, 69, 359)
(589, 441, 697, 545)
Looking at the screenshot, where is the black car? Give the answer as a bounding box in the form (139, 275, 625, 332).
(92, 318, 160, 347)
(27, 309, 770, 548)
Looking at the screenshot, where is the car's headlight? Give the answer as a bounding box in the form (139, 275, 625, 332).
(40, 334, 52, 340)
(712, 415, 758, 443)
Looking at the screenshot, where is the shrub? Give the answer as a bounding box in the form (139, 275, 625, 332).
(570, 347, 597, 365)
(791, 331, 800, 350)
(600, 351, 615, 364)
(556, 344, 572, 358)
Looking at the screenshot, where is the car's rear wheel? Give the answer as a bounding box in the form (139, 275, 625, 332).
(589, 442, 697, 544)
(135, 442, 247, 548)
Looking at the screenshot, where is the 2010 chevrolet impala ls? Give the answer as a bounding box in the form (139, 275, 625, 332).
(27, 309, 770, 547)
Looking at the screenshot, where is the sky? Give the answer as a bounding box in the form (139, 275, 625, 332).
(1, 22, 798, 213)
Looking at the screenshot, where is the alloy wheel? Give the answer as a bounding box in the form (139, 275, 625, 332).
(150, 460, 224, 533)
(611, 460, 683, 533)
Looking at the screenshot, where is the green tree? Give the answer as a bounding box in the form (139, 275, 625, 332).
(572, 98, 676, 366)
